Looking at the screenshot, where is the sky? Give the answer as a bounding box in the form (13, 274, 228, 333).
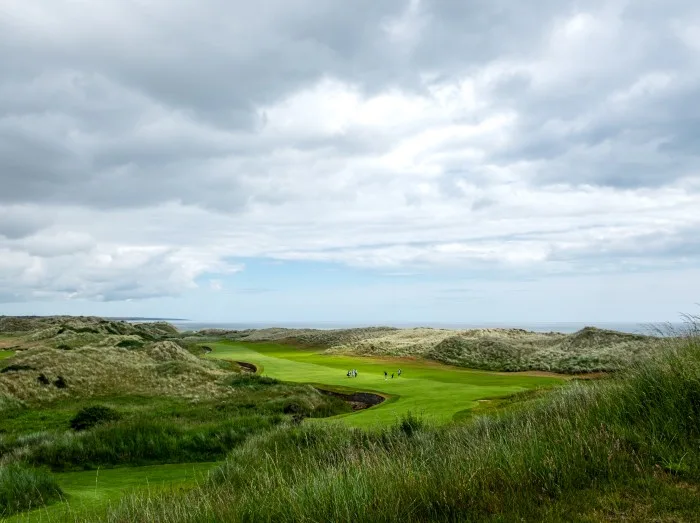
(1, 0, 699, 324)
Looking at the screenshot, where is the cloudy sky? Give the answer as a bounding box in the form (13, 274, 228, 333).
(1, 0, 699, 324)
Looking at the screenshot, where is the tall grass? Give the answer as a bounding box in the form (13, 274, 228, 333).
(22, 415, 283, 471)
(97, 336, 700, 522)
(0, 464, 62, 517)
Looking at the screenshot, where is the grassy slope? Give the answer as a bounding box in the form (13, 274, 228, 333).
(207, 341, 562, 427)
(4, 462, 216, 523)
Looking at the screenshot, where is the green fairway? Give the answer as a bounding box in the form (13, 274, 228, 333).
(208, 341, 563, 427)
(0, 350, 14, 361)
(4, 462, 217, 522)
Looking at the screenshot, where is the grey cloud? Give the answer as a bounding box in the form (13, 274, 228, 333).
(0, 0, 595, 212)
(1, 0, 699, 304)
(1, 0, 697, 211)
(0, 208, 50, 239)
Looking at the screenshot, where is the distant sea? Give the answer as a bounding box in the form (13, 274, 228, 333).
(167, 321, 683, 335)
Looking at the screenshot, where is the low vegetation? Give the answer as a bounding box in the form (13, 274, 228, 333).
(91, 334, 700, 522)
(0, 317, 350, 516)
(0, 464, 62, 517)
(70, 405, 122, 431)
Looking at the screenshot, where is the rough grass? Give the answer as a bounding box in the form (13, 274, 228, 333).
(0, 342, 232, 408)
(0, 316, 177, 338)
(322, 326, 660, 373)
(426, 326, 659, 373)
(0, 318, 232, 413)
(1, 382, 350, 471)
(86, 335, 700, 522)
(0, 464, 63, 517)
(19, 416, 282, 471)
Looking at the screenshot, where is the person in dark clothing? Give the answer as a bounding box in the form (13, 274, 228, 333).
(391, 373, 394, 379)
(384, 370, 388, 380)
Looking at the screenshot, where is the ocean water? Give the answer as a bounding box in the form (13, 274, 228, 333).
(169, 320, 681, 335)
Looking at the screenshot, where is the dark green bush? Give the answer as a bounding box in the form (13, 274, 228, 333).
(225, 373, 280, 388)
(395, 411, 424, 437)
(70, 405, 121, 431)
(116, 339, 144, 349)
(0, 364, 36, 374)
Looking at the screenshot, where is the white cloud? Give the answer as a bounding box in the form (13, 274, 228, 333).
(0, 0, 699, 309)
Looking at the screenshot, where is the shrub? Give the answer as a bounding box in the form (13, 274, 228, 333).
(395, 411, 424, 437)
(0, 464, 62, 517)
(0, 364, 36, 374)
(225, 373, 279, 388)
(70, 405, 122, 431)
(116, 339, 144, 349)
(54, 376, 67, 389)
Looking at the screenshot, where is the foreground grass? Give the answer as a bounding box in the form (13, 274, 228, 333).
(4, 462, 216, 522)
(0, 465, 62, 518)
(1, 387, 350, 472)
(207, 341, 563, 427)
(87, 336, 700, 522)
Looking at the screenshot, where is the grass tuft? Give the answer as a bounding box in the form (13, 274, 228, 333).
(0, 463, 62, 517)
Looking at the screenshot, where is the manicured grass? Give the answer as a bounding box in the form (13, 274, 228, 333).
(5, 462, 216, 522)
(0, 351, 15, 361)
(207, 341, 562, 427)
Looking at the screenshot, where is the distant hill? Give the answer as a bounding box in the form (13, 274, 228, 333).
(184, 324, 663, 374)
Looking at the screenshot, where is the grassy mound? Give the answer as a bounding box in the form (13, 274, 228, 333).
(0, 464, 63, 517)
(0, 316, 177, 339)
(427, 327, 658, 373)
(195, 326, 400, 346)
(0, 344, 231, 407)
(94, 336, 700, 522)
(317, 326, 658, 374)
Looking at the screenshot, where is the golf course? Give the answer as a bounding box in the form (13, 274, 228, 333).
(3, 316, 698, 522)
(4, 341, 563, 521)
(207, 341, 564, 427)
